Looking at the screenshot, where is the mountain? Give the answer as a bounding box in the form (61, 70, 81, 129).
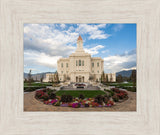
(116, 70, 136, 77)
(24, 72, 55, 81)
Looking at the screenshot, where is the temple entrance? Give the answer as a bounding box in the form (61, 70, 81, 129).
(76, 76, 85, 82)
(82, 76, 84, 82)
(76, 77, 78, 82)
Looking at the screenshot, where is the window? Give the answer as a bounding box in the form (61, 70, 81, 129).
(76, 60, 78, 66)
(61, 63, 63, 68)
(97, 62, 99, 67)
(82, 60, 84, 66)
(92, 63, 94, 67)
(61, 71, 63, 74)
(66, 63, 68, 67)
(79, 60, 81, 66)
(97, 70, 99, 73)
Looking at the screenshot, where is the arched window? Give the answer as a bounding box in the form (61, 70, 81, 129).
(82, 60, 84, 66)
(97, 62, 99, 67)
(92, 63, 94, 67)
(61, 63, 63, 68)
(79, 60, 81, 66)
(76, 60, 78, 66)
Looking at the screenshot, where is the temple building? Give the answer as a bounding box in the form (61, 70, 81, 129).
(57, 35, 116, 83)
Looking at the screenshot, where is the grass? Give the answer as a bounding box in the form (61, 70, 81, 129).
(24, 82, 52, 87)
(56, 90, 106, 98)
(24, 82, 53, 92)
(109, 82, 134, 87)
(108, 82, 136, 92)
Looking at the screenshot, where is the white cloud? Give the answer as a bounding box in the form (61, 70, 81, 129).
(102, 50, 109, 54)
(76, 24, 110, 39)
(60, 24, 66, 29)
(24, 51, 62, 69)
(121, 67, 136, 71)
(112, 24, 124, 32)
(104, 49, 136, 73)
(84, 45, 104, 55)
(24, 24, 78, 57)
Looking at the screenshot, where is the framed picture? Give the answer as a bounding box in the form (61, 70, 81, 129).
(0, 0, 160, 135)
(23, 23, 136, 111)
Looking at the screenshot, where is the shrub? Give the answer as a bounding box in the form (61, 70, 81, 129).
(85, 104, 89, 107)
(47, 89, 54, 96)
(41, 93, 49, 101)
(79, 94, 85, 99)
(61, 95, 73, 103)
(49, 93, 56, 99)
(116, 91, 128, 99)
(111, 88, 120, 93)
(35, 90, 44, 99)
(127, 87, 136, 92)
(107, 100, 114, 106)
(43, 89, 47, 92)
(112, 95, 119, 102)
(94, 95, 104, 105)
(24, 86, 46, 92)
(103, 96, 109, 103)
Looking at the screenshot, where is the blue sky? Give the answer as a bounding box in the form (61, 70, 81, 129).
(24, 23, 136, 74)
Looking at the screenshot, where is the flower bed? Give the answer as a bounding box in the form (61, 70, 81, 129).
(35, 88, 115, 108)
(111, 88, 128, 101)
(75, 83, 86, 87)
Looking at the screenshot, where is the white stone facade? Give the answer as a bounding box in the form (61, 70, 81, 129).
(57, 35, 116, 83)
(105, 73, 116, 82)
(43, 73, 55, 82)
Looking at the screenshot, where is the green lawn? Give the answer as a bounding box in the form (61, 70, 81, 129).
(109, 82, 134, 87)
(24, 82, 52, 87)
(108, 82, 136, 92)
(56, 90, 106, 98)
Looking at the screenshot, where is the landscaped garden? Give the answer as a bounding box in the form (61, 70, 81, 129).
(24, 82, 53, 87)
(24, 82, 53, 92)
(56, 90, 106, 98)
(35, 88, 128, 108)
(106, 82, 136, 92)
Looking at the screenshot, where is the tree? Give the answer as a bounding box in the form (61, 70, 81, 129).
(28, 69, 32, 86)
(40, 74, 44, 82)
(116, 75, 123, 83)
(54, 71, 60, 83)
(130, 70, 136, 86)
(101, 71, 106, 83)
(24, 78, 28, 83)
(110, 74, 113, 82)
(106, 74, 108, 83)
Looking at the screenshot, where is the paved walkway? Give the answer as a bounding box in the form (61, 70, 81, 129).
(24, 91, 136, 111)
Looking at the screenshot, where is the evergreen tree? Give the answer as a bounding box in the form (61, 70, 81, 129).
(130, 70, 136, 86)
(28, 69, 32, 86)
(116, 75, 123, 83)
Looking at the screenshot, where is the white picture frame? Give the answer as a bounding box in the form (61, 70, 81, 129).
(0, 0, 160, 134)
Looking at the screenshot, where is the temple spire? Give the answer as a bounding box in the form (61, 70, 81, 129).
(77, 35, 82, 41)
(76, 35, 84, 52)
